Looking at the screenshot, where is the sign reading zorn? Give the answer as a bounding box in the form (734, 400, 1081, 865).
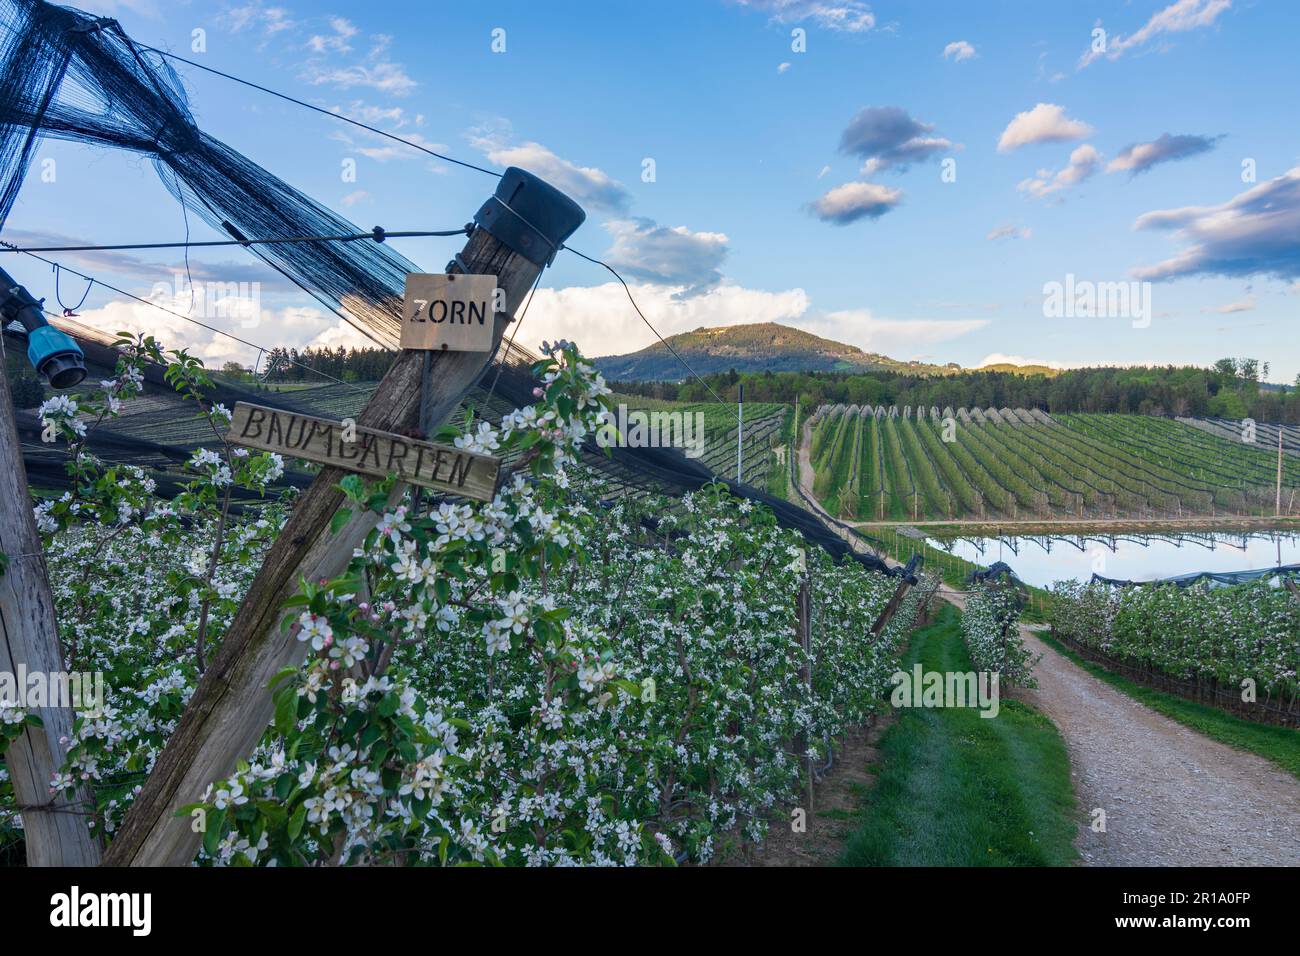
(226, 402, 500, 502)
(400, 272, 499, 353)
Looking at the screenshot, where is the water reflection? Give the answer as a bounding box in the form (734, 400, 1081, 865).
(928, 530, 1300, 588)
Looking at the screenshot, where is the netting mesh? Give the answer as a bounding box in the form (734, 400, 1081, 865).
(0, 0, 412, 347)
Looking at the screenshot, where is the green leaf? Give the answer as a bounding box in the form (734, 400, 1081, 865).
(288, 802, 308, 841)
(273, 684, 298, 737)
(267, 666, 299, 691)
(433, 576, 451, 604)
(203, 808, 227, 856)
(329, 507, 353, 535)
(336, 474, 367, 503)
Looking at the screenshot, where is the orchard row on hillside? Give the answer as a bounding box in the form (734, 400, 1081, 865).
(807, 405, 1300, 522)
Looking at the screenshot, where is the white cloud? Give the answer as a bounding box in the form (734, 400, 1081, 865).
(527, 282, 983, 363)
(222, 2, 294, 42)
(308, 16, 358, 54)
(1132, 166, 1300, 280)
(810, 311, 988, 357)
(603, 219, 730, 295)
(778, 62, 791, 73)
(301, 60, 417, 96)
(997, 103, 1093, 152)
(330, 101, 410, 128)
(330, 128, 448, 163)
(471, 126, 630, 212)
(1080, 0, 1232, 68)
(67, 296, 368, 370)
(339, 190, 369, 208)
(1106, 133, 1221, 175)
(525, 283, 812, 358)
(1202, 296, 1256, 314)
(838, 106, 954, 175)
(986, 224, 1032, 241)
(0, 229, 290, 291)
(943, 40, 976, 62)
(976, 353, 1077, 370)
(811, 181, 903, 223)
(1018, 144, 1101, 198)
(733, 0, 876, 32)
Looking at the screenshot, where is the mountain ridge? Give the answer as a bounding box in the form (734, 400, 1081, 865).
(592, 322, 956, 380)
(592, 322, 1062, 381)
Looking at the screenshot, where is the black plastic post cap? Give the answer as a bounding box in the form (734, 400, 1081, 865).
(473, 167, 586, 267)
(40, 353, 87, 390)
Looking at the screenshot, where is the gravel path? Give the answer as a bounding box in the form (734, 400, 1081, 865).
(797, 422, 1300, 866)
(949, 587, 1300, 866)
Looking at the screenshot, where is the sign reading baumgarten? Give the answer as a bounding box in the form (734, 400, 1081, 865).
(226, 402, 500, 502)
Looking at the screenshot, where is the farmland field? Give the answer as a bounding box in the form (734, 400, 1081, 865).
(612, 393, 790, 487)
(806, 405, 1300, 522)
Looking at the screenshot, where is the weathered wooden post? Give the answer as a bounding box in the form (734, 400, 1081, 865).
(794, 571, 813, 821)
(0, 270, 101, 865)
(871, 557, 920, 637)
(1276, 425, 1284, 517)
(105, 169, 585, 866)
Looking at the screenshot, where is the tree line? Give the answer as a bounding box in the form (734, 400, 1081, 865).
(259, 346, 397, 383)
(615, 358, 1300, 423)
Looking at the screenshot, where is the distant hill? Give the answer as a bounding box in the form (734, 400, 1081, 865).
(593, 323, 958, 381)
(974, 362, 1061, 377)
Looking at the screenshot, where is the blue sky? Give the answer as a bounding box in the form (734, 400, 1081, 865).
(3, 0, 1298, 379)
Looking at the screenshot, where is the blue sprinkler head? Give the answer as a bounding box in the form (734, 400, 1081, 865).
(0, 269, 87, 389)
(27, 324, 87, 390)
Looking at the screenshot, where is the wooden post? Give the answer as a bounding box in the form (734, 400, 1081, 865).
(0, 336, 101, 865)
(1277, 425, 1284, 517)
(795, 576, 813, 821)
(870, 576, 914, 637)
(105, 170, 584, 866)
(736, 382, 744, 483)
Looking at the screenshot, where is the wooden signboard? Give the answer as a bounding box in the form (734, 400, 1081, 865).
(226, 402, 500, 502)
(400, 272, 499, 352)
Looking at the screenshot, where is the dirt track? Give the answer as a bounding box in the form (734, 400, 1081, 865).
(797, 420, 1300, 866)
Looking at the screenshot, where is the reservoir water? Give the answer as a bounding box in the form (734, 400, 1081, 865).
(928, 530, 1300, 588)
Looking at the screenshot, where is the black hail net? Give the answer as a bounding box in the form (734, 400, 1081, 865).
(0, 0, 897, 576)
(0, 0, 408, 347)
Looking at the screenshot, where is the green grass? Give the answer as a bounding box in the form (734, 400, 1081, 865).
(1036, 630, 1300, 780)
(840, 604, 1078, 866)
